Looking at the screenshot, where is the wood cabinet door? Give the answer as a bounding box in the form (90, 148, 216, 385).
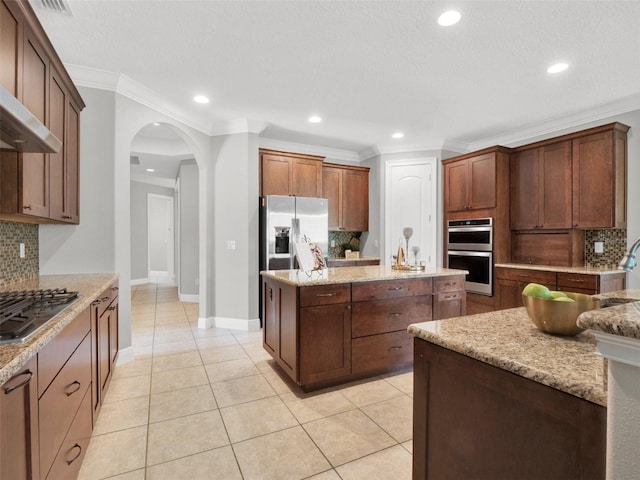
(291, 157, 322, 197)
(98, 307, 113, 394)
(540, 141, 572, 229)
(0, 0, 21, 95)
(262, 280, 279, 357)
(108, 297, 119, 367)
(322, 166, 342, 230)
(433, 291, 465, 320)
(261, 153, 290, 196)
(510, 148, 540, 230)
(468, 153, 496, 210)
(342, 168, 369, 231)
(64, 99, 80, 223)
(444, 160, 469, 212)
(495, 278, 527, 310)
(0, 357, 39, 480)
(300, 303, 351, 387)
(48, 70, 66, 222)
(572, 131, 615, 228)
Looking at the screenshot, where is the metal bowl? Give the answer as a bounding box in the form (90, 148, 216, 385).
(522, 292, 601, 336)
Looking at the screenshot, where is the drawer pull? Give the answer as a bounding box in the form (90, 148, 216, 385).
(3, 371, 33, 394)
(567, 278, 585, 283)
(101, 296, 110, 302)
(389, 313, 402, 317)
(66, 444, 82, 465)
(388, 287, 403, 291)
(65, 380, 82, 397)
(444, 281, 457, 286)
(91, 300, 101, 307)
(316, 293, 336, 297)
(444, 294, 458, 299)
(388, 346, 403, 351)
(109, 306, 117, 311)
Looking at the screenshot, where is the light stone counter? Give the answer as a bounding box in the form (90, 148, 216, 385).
(0, 273, 118, 385)
(495, 263, 622, 275)
(408, 308, 608, 406)
(578, 289, 640, 340)
(260, 265, 467, 287)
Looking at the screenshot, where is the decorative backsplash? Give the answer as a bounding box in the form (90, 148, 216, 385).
(584, 229, 628, 268)
(328, 231, 361, 258)
(0, 221, 39, 287)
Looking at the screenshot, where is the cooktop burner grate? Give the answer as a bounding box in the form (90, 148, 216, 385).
(0, 288, 79, 344)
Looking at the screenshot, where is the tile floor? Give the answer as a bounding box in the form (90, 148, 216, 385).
(78, 283, 414, 480)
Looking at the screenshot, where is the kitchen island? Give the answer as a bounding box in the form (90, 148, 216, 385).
(261, 265, 466, 391)
(408, 291, 640, 480)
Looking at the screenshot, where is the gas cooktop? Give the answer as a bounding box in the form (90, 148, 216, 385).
(0, 288, 79, 344)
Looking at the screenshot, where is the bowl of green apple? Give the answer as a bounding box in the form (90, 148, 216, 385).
(521, 283, 600, 336)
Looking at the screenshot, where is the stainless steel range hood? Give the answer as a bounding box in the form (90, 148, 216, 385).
(0, 84, 62, 153)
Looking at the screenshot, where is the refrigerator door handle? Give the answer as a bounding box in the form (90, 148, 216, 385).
(290, 218, 300, 269)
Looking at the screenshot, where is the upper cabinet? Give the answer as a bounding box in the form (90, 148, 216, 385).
(510, 141, 572, 230)
(444, 151, 498, 213)
(260, 149, 323, 198)
(322, 163, 370, 232)
(0, 0, 85, 224)
(510, 123, 629, 231)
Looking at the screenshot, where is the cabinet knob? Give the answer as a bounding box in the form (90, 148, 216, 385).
(62, 215, 72, 219)
(573, 224, 578, 228)
(23, 205, 32, 210)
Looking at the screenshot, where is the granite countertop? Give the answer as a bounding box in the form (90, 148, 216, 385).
(408, 308, 608, 406)
(578, 289, 640, 340)
(495, 263, 622, 275)
(327, 256, 380, 262)
(0, 273, 118, 385)
(260, 265, 468, 287)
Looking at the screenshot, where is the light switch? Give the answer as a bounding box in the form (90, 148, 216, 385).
(227, 240, 236, 250)
(19, 243, 25, 258)
(594, 241, 604, 254)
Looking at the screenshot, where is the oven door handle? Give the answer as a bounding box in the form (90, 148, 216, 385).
(447, 250, 492, 257)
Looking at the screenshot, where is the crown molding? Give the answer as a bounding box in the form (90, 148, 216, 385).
(259, 137, 361, 163)
(130, 174, 177, 189)
(211, 118, 269, 136)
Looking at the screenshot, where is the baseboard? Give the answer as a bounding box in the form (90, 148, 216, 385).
(131, 278, 149, 286)
(115, 346, 134, 365)
(198, 316, 215, 329)
(196, 316, 261, 331)
(179, 293, 199, 303)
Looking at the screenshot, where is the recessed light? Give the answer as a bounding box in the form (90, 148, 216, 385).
(308, 115, 322, 123)
(193, 95, 210, 104)
(392, 132, 404, 139)
(547, 63, 569, 74)
(152, 122, 160, 126)
(438, 10, 461, 26)
(146, 168, 155, 172)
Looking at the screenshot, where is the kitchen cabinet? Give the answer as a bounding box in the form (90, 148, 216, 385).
(510, 141, 572, 230)
(0, 356, 39, 480)
(572, 124, 628, 229)
(326, 258, 380, 267)
(510, 229, 584, 267)
(495, 266, 627, 310)
(322, 163, 370, 231)
(262, 270, 465, 391)
(0, 0, 84, 225)
(444, 151, 496, 213)
(413, 338, 606, 480)
(260, 149, 323, 198)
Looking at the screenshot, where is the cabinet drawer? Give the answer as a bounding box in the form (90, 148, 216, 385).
(39, 334, 91, 477)
(38, 306, 91, 397)
(352, 330, 413, 375)
(352, 296, 432, 338)
(434, 275, 465, 293)
(557, 273, 598, 291)
(45, 387, 92, 480)
(300, 284, 351, 307)
(352, 278, 432, 302)
(494, 268, 556, 286)
(96, 287, 113, 317)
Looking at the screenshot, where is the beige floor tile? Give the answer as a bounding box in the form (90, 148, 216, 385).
(241, 342, 274, 363)
(261, 368, 300, 395)
(153, 328, 194, 345)
(132, 333, 154, 347)
(112, 357, 152, 380)
(102, 375, 151, 404)
(211, 374, 277, 408)
(103, 469, 146, 480)
(204, 358, 259, 383)
(146, 410, 230, 466)
(199, 344, 249, 364)
(149, 384, 217, 423)
(382, 370, 413, 394)
(152, 350, 203, 373)
(340, 378, 404, 407)
(220, 396, 298, 443)
(306, 470, 342, 480)
(154, 315, 188, 326)
(335, 445, 412, 480)
(303, 409, 396, 467)
(133, 345, 153, 358)
(195, 334, 239, 349)
(231, 330, 264, 345)
(280, 389, 356, 424)
(93, 396, 149, 435)
(361, 395, 413, 443)
(152, 339, 197, 356)
(146, 446, 242, 480)
(233, 426, 330, 480)
(401, 439, 413, 453)
(77, 426, 147, 479)
(151, 365, 209, 394)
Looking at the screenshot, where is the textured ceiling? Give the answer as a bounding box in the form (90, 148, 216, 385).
(33, 0, 640, 169)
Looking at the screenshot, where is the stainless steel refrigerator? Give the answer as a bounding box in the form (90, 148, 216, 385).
(259, 195, 329, 271)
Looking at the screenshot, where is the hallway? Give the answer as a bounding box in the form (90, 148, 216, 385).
(78, 283, 413, 479)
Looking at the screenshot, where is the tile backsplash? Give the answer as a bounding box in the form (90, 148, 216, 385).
(0, 221, 39, 287)
(584, 229, 627, 268)
(328, 231, 361, 258)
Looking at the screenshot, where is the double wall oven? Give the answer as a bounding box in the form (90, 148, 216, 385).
(447, 218, 493, 295)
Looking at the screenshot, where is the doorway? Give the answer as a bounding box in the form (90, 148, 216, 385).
(147, 193, 175, 284)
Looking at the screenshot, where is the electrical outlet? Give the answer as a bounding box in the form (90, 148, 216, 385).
(330, 239, 336, 248)
(19, 243, 25, 258)
(594, 241, 604, 254)
(227, 240, 236, 250)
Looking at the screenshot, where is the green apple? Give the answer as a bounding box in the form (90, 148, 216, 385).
(549, 290, 568, 299)
(522, 282, 552, 299)
(552, 296, 575, 302)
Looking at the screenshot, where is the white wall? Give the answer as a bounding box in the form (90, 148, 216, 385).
(178, 161, 199, 296)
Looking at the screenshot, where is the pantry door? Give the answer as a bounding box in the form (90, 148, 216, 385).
(385, 158, 437, 267)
